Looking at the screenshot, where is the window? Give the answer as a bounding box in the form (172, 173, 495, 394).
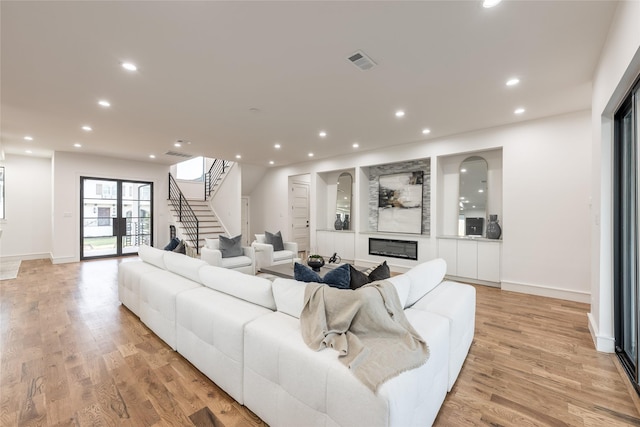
(176, 156, 204, 181)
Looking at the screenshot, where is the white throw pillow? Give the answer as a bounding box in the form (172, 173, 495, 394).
(272, 278, 306, 318)
(404, 258, 447, 307)
(254, 234, 266, 244)
(138, 244, 166, 269)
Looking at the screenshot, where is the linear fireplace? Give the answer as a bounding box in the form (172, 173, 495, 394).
(369, 238, 418, 260)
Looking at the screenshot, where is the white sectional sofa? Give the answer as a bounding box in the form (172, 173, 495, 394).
(118, 245, 476, 426)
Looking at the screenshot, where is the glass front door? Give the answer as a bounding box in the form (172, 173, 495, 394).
(81, 177, 153, 259)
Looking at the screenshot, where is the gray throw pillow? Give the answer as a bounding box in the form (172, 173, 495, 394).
(265, 230, 285, 251)
(219, 235, 243, 258)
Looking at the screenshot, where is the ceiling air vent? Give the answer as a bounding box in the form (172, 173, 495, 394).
(347, 50, 377, 71)
(164, 150, 194, 158)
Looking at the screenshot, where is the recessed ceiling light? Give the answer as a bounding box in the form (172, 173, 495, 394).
(73, 143, 82, 148)
(269, 161, 274, 165)
(274, 143, 281, 149)
(308, 152, 314, 157)
(479, 189, 484, 193)
(422, 128, 431, 135)
(82, 125, 92, 131)
(98, 100, 111, 107)
(149, 154, 156, 159)
(24, 135, 33, 141)
(352, 143, 359, 148)
(319, 131, 327, 138)
(25, 150, 33, 154)
(483, 0, 502, 8)
(395, 110, 405, 118)
(506, 78, 520, 87)
(121, 62, 137, 72)
(514, 108, 525, 115)
(461, 169, 467, 173)
(460, 197, 465, 200)
(235, 154, 242, 159)
(174, 143, 182, 148)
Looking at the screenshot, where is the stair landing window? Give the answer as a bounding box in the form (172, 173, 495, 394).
(177, 156, 205, 182)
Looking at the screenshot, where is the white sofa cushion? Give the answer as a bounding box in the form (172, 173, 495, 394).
(255, 233, 266, 243)
(272, 278, 306, 318)
(243, 310, 449, 427)
(176, 287, 272, 404)
(221, 255, 253, 269)
(405, 258, 447, 306)
(138, 244, 166, 269)
(163, 251, 208, 283)
(205, 238, 219, 249)
(273, 250, 295, 262)
(386, 274, 411, 308)
(199, 265, 276, 310)
(118, 259, 160, 316)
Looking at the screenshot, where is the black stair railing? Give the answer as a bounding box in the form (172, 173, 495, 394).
(168, 173, 200, 253)
(205, 159, 230, 200)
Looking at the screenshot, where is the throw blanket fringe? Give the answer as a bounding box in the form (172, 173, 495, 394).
(300, 280, 429, 392)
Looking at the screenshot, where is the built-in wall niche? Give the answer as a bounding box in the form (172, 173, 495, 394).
(315, 169, 355, 230)
(364, 159, 431, 235)
(436, 148, 502, 237)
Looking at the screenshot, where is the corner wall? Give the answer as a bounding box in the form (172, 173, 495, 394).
(589, 0, 640, 352)
(0, 154, 52, 260)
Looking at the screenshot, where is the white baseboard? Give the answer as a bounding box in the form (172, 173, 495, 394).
(50, 254, 78, 264)
(0, 252, 50, 263)
(501, 280, 591, 304)
(587, 312, 615, 353)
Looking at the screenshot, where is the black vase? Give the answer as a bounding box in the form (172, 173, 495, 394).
(486, 214, 502, 239)
(343, 214, 350, 230)
(334, 214, 343, 230)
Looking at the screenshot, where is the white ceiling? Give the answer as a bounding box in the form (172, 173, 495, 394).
(0, 1, 618, 166)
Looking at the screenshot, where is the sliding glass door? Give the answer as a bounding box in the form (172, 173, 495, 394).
(614, 77, 640, 394)
(80, 177, 153, 259)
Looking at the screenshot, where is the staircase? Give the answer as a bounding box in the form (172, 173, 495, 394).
(168, 199, 225, 249)
(167, 159, 233, 254)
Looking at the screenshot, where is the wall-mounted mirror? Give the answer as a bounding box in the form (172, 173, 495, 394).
(336, 172, 353, 230)
(458, 156, 488, 236)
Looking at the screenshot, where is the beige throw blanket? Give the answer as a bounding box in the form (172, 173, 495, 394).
(300, 280, 429, 392)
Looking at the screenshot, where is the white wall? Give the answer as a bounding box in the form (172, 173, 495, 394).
(589, 0, 640, 352)
(212, 163, 242, 236)
(51, 152, 170, 263)
(250, 110, 592, 299)
(0, 154, 52, 260)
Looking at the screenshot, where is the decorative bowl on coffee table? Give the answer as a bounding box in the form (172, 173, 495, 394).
(307, 255, 325, 272)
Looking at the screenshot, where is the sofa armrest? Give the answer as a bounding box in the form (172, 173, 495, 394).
(242, 246, 256, 261)
(252, 242, 274, 270)
(201, 246, 223, 267)
(283, 241, 298, 255)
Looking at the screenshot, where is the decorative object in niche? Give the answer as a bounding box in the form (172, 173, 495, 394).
(343, 214, 350, 230)
(336, 172, 352, 230)
(458, 156, 488, 237)
(486, 214, 502, 239)
(378, 171, 423, 234)
(334, 214, 343, 230)
(307, 254, 325, 271)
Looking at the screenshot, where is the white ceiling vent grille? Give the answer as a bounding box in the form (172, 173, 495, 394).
(347, 50, 377, 71)
(164, 150, 194, 158)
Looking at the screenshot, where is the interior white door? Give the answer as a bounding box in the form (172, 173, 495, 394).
(241, 197, 249, 246)
(290, 181, 310, 256)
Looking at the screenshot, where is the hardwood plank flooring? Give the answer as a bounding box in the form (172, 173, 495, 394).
(1, 258, 639, 426)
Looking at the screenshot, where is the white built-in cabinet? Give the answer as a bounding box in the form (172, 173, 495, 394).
(437, 237, 501, 284)
(316, 230, 355, 261)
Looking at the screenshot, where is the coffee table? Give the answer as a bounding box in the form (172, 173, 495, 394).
(259, 261, 361, 279)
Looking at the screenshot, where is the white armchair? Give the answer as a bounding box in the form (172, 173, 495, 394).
(251, 233, 298, 271)
(201, 238, 256, 275)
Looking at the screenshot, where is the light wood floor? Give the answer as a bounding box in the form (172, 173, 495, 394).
(1, 258, 639, 426)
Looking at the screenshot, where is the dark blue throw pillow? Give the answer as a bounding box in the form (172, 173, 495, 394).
(294, 262, 351, 290)
(164, 237, 181, 251)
